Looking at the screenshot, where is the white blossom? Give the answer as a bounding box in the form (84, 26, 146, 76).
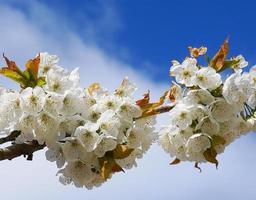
(232, 55, 248, 72)
(170, 57, 198, 86)
(39, 52, 60, 76)
(20, 86, 45, 115)
(210, 99, 237, 122)
(93, 134, 117, 157)
(117, 98, 142, 123)
(185, 89, 215, 105)
(169, 103, 193, 130)
(185, 133, 211, 158)
(223, 72, 254, 107)
(74, 123, 100, 152)
(194, 67, 222, 91)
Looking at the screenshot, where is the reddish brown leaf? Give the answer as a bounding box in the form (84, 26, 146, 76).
(99, 157, 125, 180)
(99, 159, 112, 180)
(136, 90, 169, 119)
(170, 157, 181, 165)
(203, 147, 218, 169)
(137, 91, 167, 111)
(136, 90, 150, 107)
(111, 163, 125, 173)
(2, 54, 22, 73)
(25, 55, 40, 79)
(209, 38, 229, 71)
(188, 46, 207, 58)
(168, 84, 180, 102)
(113, 144, 134, 159)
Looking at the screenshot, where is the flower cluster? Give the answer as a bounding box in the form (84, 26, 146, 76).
(0, 53, 156, 188)
(159, 42, 256, 167)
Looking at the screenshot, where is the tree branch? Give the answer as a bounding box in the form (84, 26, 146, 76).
(0, 131, 21, 145)
(0, 141, 45, 161)
(154, 105, 174, 114)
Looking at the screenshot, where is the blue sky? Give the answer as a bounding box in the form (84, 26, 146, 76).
(0, 1, 256, 199)
(6, 0, 256, 81)
(22, 0, 256, 82)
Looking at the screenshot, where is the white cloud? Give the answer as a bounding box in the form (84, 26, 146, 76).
(0, 2, 255, 200)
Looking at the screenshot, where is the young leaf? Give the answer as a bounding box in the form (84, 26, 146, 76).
(203, 147, 218, 168)
(98, 157, 124, 180)
(223, 59, 241, 70)
(167, 83, 181, 102)
(37, 77, 46, 87)
(209, 38, 229, 71)
(170, 157, 180, 165)
(136, 90, 150, 107)
(0, 55, 43, 88)
(2, 54, 24, 75)
(99, 159, 114, 180)
(87, 83, 101, 95)
(111, 163, 125, 173)
(188, 46, 207, 58)
(136, 90, 168, 118)
(0, 55, 26, 86)
(211, 135, 226, 147)
(0, 68, 26, 86)
(25, 55, 40, 80)
(113, 144, 134, 159)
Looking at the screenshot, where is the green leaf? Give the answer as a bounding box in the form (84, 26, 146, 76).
(223, 59, 240, 68)
(0, 55, 27, 86)
(23, 70, 31, 80)
(37, 77, 46, 87)
(0, 68, 25, 85)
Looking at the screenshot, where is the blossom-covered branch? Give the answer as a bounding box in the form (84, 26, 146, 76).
(0, 39, 256, 189)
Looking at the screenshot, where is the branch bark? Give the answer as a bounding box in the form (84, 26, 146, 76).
(0, 141, 45, 161)
(0, 131, 21, 145)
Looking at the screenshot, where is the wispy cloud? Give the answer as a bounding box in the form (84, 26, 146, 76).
(0, 1, 255, 200)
